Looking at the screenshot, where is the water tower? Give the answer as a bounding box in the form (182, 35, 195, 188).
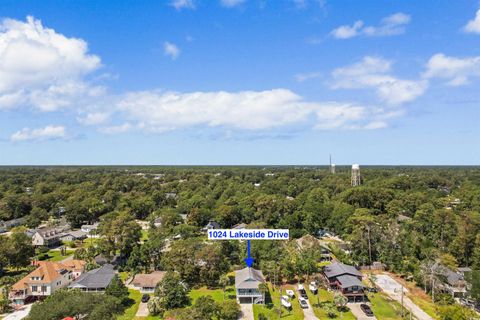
(351, 164, 361, 186)
(329, 155, 336, 174)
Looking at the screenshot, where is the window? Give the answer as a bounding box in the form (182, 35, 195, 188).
(32, 285, 38, 292)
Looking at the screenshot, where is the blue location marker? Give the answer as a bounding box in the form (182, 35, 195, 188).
(244, 240, 254, 267)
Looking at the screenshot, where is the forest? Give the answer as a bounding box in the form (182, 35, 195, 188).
(1, 166, 480, 319)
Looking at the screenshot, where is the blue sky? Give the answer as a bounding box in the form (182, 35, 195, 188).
(0, 0, 479, 165)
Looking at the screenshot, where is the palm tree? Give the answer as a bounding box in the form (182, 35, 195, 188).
(258, 283, 268, 305)
(219, 274, 230, 301)
(334, 292, 348, 319)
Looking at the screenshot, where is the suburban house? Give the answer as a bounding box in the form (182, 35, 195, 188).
(9, 260, 86, 305)
(80, 223, 99, 237)
(203, 220, 220, 231)
(130, 271, 166, 293)
(324, 262, 365, 301)
(235, 267, 265, 304)
(232, 223, 247, 230)
(0, 217, 25, 233)
(31, 228, 63, 247)
(59, 230, 87, 242)
(68, 264, 116, 292)
(435, 264, 471, 297)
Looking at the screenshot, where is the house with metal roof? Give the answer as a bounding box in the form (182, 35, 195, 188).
(235, 267, 265, 304)
(68, 264, 116, 292)
(323, 262, 365, 301)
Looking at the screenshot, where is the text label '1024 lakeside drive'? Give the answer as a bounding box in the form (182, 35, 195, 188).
(207, 229, 289, 240)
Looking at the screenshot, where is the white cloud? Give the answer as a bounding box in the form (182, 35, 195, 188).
(331, 56, 427, 105)
(331, 12, 411, 39)
(464, 9, 480, 34)
(220, 0, 245, 8)
(164, 41, 180, 60)
(116, 89, 391, 132)
(0, 16, 101, 111)
(170, 0, 196, 10)
(99, 123, 132, 135)
(11, 125, 66, 142)
(77, 112, 110, 126)
(423, 53, 480, 86)
(294, 71, 322, 82)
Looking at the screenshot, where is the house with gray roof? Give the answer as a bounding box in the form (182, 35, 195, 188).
(235, 267, 265, 304)
(323, 262, 365, 301)
(68, 264, 116, 292)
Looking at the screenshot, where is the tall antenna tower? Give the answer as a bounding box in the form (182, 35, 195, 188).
(329, 155, 336, 174)
(351, 164, 361, 186)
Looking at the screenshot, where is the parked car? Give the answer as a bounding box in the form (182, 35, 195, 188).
(360, 304, 374, 317)
(309, 281, 318, 294)
(298, 297, 309, 309)
(281, 295, 292, 309)
(141, 294, 150, 303)
(297, 284, 308, 299)
(286, 289, 295, 298)
(367, 287, 378, 293)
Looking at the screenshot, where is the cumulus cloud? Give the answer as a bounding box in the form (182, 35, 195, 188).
(331, 56, 427, 105)
(464, 9, 480, 34)
(11, 125, 66, 142)
(0, 16, 102, 111)
(77, 112, 110, 126)
(331, 13, 411, 39)
(423, 53, 480, 86)
(220, 0, 245, 7)
(164, 41, 180, 60)
(115, 89, 390, 133)
(170, 0, 196, 10)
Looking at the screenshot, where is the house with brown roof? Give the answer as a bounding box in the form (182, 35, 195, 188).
(9, 260, 86, 305)
(130, 271, 166, 293)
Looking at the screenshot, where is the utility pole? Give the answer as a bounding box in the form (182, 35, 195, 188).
(401, 284, 404, 318)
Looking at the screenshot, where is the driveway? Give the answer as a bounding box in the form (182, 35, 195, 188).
(301, 300, 319, 320)
(135, 301, 149, 317)
(239, 303, 253, 320)
(374, 274, 433, 320)
(348, 302, 377, 320)
(4, 304, 32, 320)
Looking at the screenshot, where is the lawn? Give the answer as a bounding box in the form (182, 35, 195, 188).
(36, 249, 75, 262)
(117, 289, 142, 320)
(305, 288, 355, 320)
(189, 285, 236, 304)
(368, 293, 409, 320)
(253, 283, 304, 320)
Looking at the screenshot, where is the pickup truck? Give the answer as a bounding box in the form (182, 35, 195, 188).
(309, 281, 318, 294)
(297, 284, 308, 299)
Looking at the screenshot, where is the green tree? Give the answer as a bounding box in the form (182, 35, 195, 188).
(105, 275, 129, 305)
(153, 271, 190, 310)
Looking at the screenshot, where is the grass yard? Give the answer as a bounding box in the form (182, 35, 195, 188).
(368, 293, 409, 320)
(36, 249, 75, 261)
(117, 289, 142, 320)
(253, 283, 304, 320)
(189, 285, 236, 304)
(306, 288, 355, 320)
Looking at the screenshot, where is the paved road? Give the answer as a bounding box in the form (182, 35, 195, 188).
(4, 304, 32, 320)
(239, 304, 253, 320)
(348, 302, 378, 320)
(135, 301, 149, 317)
(301, 300, 319, 320)
(374, 274, 433, 320)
